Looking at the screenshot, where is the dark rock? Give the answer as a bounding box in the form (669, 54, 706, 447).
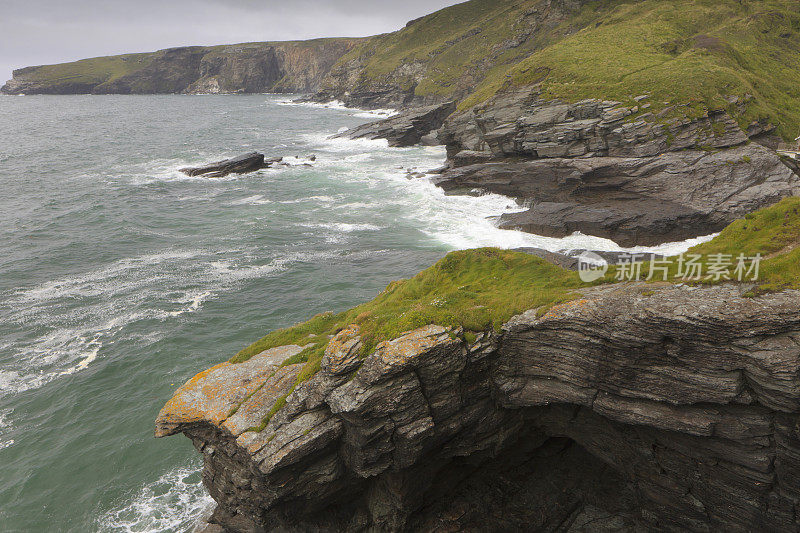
(157, 284, 800, 532)
(418, 132, 441, 146)
(499, 200, 709, 247)
(334, 102, 456, 147)
(433, 143, 799, 246)
(180, 153, 268, 178)
(451, 149, 496, 167)
(433, 88, 800, 245)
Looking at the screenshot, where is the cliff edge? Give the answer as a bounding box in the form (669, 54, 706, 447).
(157, 199, 800, 532)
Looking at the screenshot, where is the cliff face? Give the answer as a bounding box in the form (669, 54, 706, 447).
(156, 196, 800, 531)
(156, 283, 800, 532)
(0, 39, 361, 95)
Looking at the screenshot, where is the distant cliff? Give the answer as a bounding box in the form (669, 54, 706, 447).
(0, 39, 362, 95)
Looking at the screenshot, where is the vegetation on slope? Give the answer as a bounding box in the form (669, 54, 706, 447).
(324, 0, 800, 141)
(322, 0, 591, 100)
(228, 197, 800, 434)
(12, 53, 156, 87)
(11, 1, 800, 138)
(632, 196, 800, 295)
(464, 0, 800, 140)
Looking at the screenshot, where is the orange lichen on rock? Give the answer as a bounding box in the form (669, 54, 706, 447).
(224, 364, 304, 437)
(154, 345, 304, 437)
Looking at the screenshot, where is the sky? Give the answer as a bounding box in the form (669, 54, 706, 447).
(0, 0, 464, 83)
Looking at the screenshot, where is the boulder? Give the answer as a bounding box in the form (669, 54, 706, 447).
(179, 152, 272, 178)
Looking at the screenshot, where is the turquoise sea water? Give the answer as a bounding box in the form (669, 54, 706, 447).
(0, 95, 708, 532)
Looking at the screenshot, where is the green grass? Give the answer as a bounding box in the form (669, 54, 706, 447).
(604, 197, 800, 295)
(16, 53, 156, 86)
(461, 0, 800, 140)
(322, 0, 800, 141)
(231, 247, 587, 378)
(226, 198, 800, 433)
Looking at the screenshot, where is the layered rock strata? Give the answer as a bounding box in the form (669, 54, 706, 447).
(433, 89, 800, 246)
(157, 283, 800, 532)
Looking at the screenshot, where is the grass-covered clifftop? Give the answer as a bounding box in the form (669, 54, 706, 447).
(225, 197, 800, 432)
(464, 0, 800, 140)
(320, 0, 800, 140)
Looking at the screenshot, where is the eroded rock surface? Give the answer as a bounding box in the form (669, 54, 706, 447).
(157, 283, 800, 532)
(434, 89, 799, 245)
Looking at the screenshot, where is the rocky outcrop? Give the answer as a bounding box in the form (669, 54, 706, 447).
(434, 89, 799, 246)
(333, 102, 455, 147)
(180, 153, 277, 178)
(1, 40, 361, 95)
(157, 283, 800, 532)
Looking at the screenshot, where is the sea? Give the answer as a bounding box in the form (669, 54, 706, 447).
(0, 94, 712, 532)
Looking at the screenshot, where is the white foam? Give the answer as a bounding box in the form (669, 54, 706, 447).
(97, 465, 212, 533)
(281, 156, 317, 167)
(229, 194, 271, 206)
(2, 250, 299, 397)
(0, 409, 13, 451)
(303, 222, 384, 233)
(60, 337, 102, 375)
(167, 291, 213, 318)
(303, 132, 391, 153)
(278, 195, 339, 205)
(345, 162, 713, 256)
(276, 98, 398, 119)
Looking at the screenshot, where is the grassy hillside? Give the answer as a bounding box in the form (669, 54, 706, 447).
(11, 52, 156, 87)
(324, 0, 800, 140)
(9, 0, 800, 138)
(321, 0, 589, 101)
(466, 0, 800, 140)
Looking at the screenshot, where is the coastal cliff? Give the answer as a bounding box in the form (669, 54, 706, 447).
(0, 39, 361, 95)
(157, 199, 800, 532)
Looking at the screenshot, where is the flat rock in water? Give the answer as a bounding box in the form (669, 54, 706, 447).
(180, 152, 269, 178)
